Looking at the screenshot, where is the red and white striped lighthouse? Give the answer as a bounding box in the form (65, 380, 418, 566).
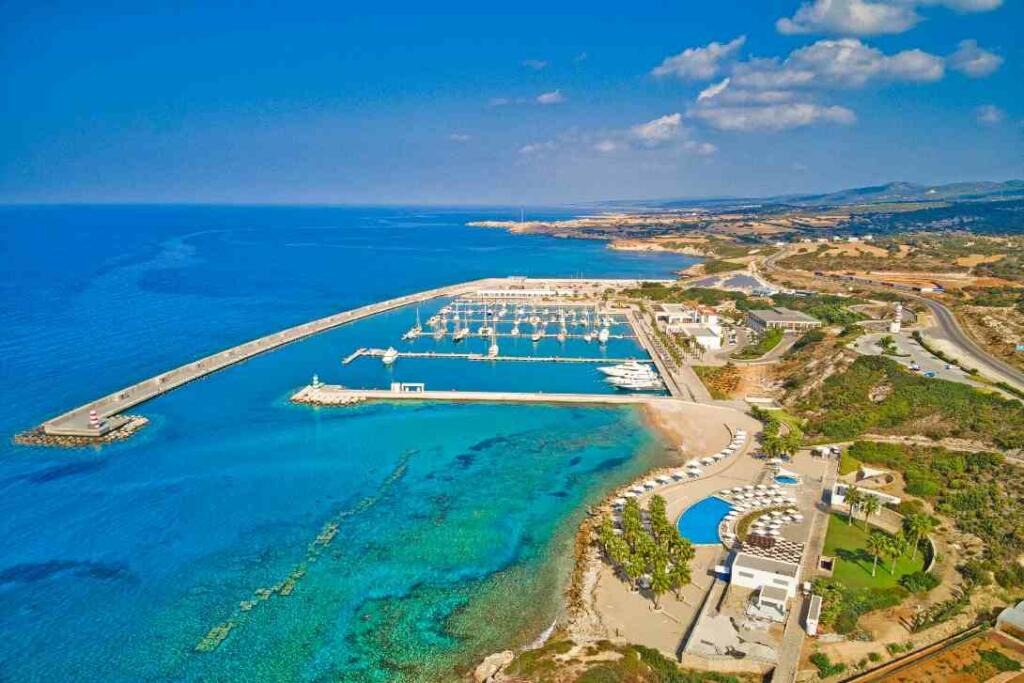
(88, 410, 100, 429)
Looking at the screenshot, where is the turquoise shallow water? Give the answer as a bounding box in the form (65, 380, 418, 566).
(0, 206, 690, 681)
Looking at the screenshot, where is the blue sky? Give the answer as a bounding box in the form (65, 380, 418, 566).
(1, 0, 1021, 204)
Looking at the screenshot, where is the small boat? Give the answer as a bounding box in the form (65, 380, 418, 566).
(531, 329, 544, 342)
(477, 325, 493, 337)
(583, 331, 593, 342)
(453, 326, 469, 342)
(598, 327, 610, 344)
(381, 347, 399, 366)
(510, 323, 520, 336)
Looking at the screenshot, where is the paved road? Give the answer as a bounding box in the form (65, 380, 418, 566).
(761, 249, 1024, 393)
(910, 294, 1024, 391)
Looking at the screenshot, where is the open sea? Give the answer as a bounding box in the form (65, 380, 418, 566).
(0, 206, 694, 682)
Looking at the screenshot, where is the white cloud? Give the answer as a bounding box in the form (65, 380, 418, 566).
(731, 39, 944, 90)
(926, 0, 1002, 11)
(682, 140, 718, 156)
(593, 139, 621, 153)
(448, 133, 472, 142)
(777, 0, 920, 36)
(975, 104, 1006, 125)
(522, 59, 548, 70)
(698, 78, 731, 101)
(948, 39, 1003, 77)
(630, 113, 685, 145)
(651, 36, 746, 80)
(519, 141, 558, 155)
(777, 0, 1003, 36)
(690, 102, 857, 131)
(536, 90, 566, 104)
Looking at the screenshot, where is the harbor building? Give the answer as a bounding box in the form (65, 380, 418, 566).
(653, 304, 722, 350)
(746, 308, 821, 333)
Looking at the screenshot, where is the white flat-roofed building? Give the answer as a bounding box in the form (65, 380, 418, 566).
(676, 323, 722, 351)
(747, 308, 822, 333)
(831, 483, 901, 507)
(806, 594, 822, 636)
(729, 539, 804, 598)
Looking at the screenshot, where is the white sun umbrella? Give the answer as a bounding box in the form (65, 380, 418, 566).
(744, 485, 755, 491)
(656, 475, 671, 484)
(613, 497, 627, 506)
(623, 491, 637, 498)
(756, 485, 767, 490)
(731, 486, 744, 493)
(688, 470, 702, 478)
(786, 497, 798, 504)
(769, 529, 781, 536)
(685, 459, 700, 468)
(700, 457, 714, 465)
(643, 480, 657, 489)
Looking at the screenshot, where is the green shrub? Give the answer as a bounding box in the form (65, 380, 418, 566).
(899, 571, 940, 593)
(810, 652, 847, 678)
(979, 649, 1022, 672)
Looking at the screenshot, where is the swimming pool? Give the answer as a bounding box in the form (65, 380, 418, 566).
(676, 497, 732, 544)
(775, 475, 800, 485)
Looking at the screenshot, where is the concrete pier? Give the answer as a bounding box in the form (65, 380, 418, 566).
(38, 277, 503, 438)
(292, 383, 678, 407)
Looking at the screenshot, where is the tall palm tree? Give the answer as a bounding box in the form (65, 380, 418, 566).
(903, 514, 935, 562)
(861, 495, 881, 531)
(888, 533, 909, 574)
(866, 532, 887, 577)
(650, 564, 671, 609)
(844, 486, 863, 525)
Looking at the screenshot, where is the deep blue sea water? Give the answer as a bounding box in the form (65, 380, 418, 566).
(0, 206, 694, 682)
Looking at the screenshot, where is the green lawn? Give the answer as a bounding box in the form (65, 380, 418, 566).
(823, 513, 925, 589)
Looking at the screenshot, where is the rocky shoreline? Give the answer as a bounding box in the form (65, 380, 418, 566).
(13, 415, 149, 448)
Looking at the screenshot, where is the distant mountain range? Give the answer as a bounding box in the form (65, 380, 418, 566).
(605, 180, 1024, 210)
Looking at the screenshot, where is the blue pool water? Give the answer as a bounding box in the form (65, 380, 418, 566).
(775, 475, 800, 485)
(0, 206, 694, 681)
(675, 497, 732, 545)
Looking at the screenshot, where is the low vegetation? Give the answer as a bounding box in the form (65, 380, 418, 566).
(810, 651, 847, 678)
(796, 355, 1024, 449)
(505, 638, 748, 682)
(693, 364, 740, 400)
(701, 258, 746, 275)
(734, 327, 784, 359)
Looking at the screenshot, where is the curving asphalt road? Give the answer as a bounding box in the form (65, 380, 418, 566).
(760, 249, 1024, 393)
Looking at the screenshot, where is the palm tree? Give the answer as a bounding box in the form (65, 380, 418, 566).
(763, 434, 784, 459)
(782, 430, 803, 456)
(844, 486, 863, 525)
(669, 562, 692, 599)
(866, 532, 888, 577)
(903, 513, 935, 562)
(888, 533, 909, 574)
(861, 495, 881, 531)
(650, 564, 671, 609)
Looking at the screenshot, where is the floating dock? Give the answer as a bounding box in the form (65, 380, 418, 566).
(348, 349, 655, 364)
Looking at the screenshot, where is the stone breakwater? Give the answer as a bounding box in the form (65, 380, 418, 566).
(13, 416, 149, 448)
(290, 385, 366, 407)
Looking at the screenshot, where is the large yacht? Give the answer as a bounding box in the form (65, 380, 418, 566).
(381, 347, 399, 366)
(598, 360, 656, 378)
